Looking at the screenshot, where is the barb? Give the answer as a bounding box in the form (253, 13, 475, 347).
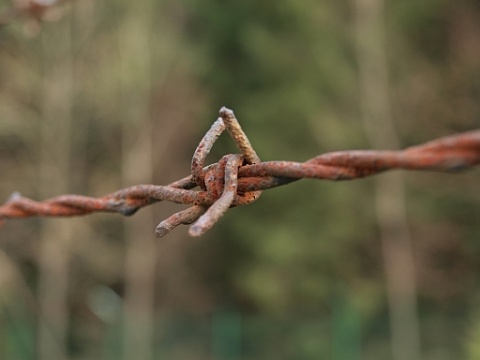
(0, 0, 68, 28)
(189, 154, 243, 237)
(1, 107, 480, 237)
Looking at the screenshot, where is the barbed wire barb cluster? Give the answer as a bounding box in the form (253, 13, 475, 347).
(1, 107, 480, 237)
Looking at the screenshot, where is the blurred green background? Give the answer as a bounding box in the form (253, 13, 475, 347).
(0, 0, 479, 359)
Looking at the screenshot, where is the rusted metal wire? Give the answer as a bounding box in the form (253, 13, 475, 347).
(1, 107, 479, 237)
(0, 0, 66, 28)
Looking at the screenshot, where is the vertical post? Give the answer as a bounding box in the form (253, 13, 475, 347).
(354, 1, 421, 359)
(120, 2, 156, 360)
(36, 8, 75, 360)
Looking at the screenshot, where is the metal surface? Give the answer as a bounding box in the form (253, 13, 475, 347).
(1, 108, 479, 237)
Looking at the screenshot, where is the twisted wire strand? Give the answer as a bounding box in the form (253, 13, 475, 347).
(0, 0, 67, 27)
(239, 130, 480, 183)
(1, 107, 479, 237)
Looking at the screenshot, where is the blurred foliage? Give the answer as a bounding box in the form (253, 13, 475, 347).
(0, 0, 479, 359)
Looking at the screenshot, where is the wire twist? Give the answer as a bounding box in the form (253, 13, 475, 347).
(1, 107, 480, 237)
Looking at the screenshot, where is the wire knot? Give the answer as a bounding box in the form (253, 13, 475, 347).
(157, 107, 264, 237)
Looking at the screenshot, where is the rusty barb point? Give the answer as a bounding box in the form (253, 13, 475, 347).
(1, 107, 480, 237)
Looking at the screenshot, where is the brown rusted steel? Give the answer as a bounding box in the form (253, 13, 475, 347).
(156, 205, 207, 238)
(0, 0, 67, 27)
(239, 129, 480, 182)
(189, 154, 243, 237)
(191, 117, 226, 190)
(1, 107, 480, 237)
(219, 106, 264, 205)
(219, 107, 261, 165)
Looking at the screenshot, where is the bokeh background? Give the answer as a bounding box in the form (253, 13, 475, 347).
(0, 0, 480, 359)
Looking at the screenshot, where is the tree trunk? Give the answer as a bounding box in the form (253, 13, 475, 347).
(354, 1, 421, 359)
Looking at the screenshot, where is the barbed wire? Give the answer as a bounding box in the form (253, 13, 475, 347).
(0, 0, 69, 29)
(1, 107, 479, 237)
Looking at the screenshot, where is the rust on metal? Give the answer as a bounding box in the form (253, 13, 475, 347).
(191, 117, 226, 189)
(189, 154, 243, 237)
(156, 205, 207, 238)
(219, 107, 261, 164)
(1, 107, 479, 237)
